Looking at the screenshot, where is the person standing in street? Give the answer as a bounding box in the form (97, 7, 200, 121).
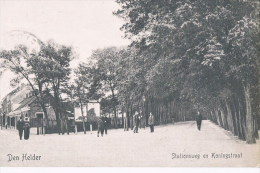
(24, 118, 30, 140)
(196, 111, 203, 131)
(139, 115, 143, 129)
(103, 115, 109, 135)
(133, 111, 140, 133)
(148, 112, 155, 133)
(97, 116, 104, 137)
(17, 117, 24, 140)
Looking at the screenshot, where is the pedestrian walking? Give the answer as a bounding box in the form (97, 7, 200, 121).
(23, 117, 30, 140)
(124, 116, 128, 131)
(148, 112, 155, 133)
(97, 116, 104, 137)
(103, 115, 109, 135)
(141, 112, 146, 129)
(133, 112, 139, 133)
(139, 114, 143, 129)
(60, 117, 65, 135)
(16, 117, 24, 140)
(196, 111, 203, 131)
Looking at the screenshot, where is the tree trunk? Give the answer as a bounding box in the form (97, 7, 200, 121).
(110, 86, 117, 128)
(243, 84, 256, 144)
(158, 104, 162, 124)
(130, 103, 133, 130)
(113, 105, 117, 128)
(126, 102, 129, 131)
(122, 108, 124, 128)
(220, 108, 227, 130)
(65, 118, 69, 135)
(231, 98, 239, 136)
(215, 110, 219, 125)
(237, 101, 245, 140)
(53, 108, 61, 134)
(38, 83, 49, 128)
(225, 100, 234, 134)
(218, 110, 224, 127)
(253, 118, 259, 139)
(41, 104, 49, 126)
(80, 102, 86, 134)
(240, 98, 247, 141)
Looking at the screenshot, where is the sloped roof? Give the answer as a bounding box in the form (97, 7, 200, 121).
(14, 96, 37, 111)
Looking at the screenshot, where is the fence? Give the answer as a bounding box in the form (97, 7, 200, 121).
(28, 117, 124, 134)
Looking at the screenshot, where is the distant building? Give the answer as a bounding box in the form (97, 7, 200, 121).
(0, 84, 56, 129)
(0, 83, 75, 134)
(0, 85, 24, 129)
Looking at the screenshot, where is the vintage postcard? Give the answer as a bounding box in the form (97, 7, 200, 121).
(0, 0, 259, 167)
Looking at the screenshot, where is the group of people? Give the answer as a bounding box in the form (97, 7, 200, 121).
(17, 117, 31, 140)
(97, 112, 155, 137)
(133, 112, 155, 133)
(97, 116, 109, 137)
(15, 111, 202, 140)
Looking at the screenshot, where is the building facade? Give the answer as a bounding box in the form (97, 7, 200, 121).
(0, 83, 56, 129)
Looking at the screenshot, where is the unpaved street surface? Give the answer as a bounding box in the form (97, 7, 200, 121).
(0, 120, 259, 167)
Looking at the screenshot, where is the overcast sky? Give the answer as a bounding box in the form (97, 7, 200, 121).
(0, 0, 130, 100)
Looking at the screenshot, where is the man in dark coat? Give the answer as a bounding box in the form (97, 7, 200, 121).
(97, 116, 104, 137)
(196, 111, 203, 131)
(24, 117, 30, 140)
(133, 112, 140, 133)
(102, 116, 109, 135)
(148, 112, 155, 133)
(17, 117, 24, 140)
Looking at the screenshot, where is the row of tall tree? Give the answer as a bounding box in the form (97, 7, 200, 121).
(69, 0, 259, 143)
(112, 0, 260, 143)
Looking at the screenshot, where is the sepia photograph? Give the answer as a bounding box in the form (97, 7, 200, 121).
(0, 0, 259, 167)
